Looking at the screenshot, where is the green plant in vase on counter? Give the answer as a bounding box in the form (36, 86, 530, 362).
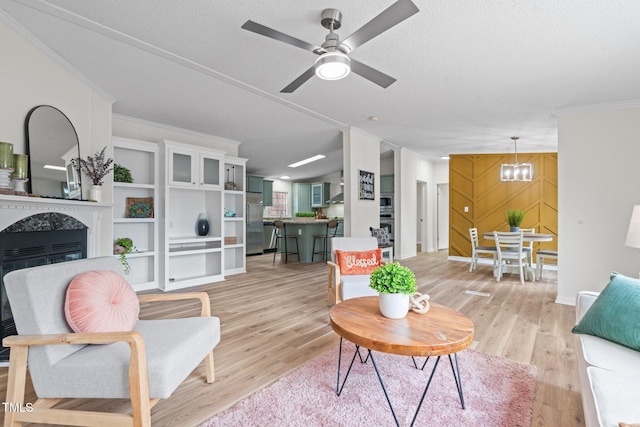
(295, 212, 315, 217)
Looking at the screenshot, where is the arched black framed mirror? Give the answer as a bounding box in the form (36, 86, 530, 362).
(25, 105, 82, 199)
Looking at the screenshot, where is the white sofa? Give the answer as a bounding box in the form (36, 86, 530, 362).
(574, 291, 640, 427)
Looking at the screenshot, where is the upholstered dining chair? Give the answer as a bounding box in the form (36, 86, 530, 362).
(326, 237, 381, 305)
(469, 227, 497, 272)
(369, 226, 394, 262)
(2, 256, 220, 427)
(494, 231, 534, 285)
(536, 249, 558, 279)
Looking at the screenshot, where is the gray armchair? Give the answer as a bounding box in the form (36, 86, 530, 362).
(2, 256, 220, 427)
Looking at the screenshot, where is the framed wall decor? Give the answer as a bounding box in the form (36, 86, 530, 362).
(125, 197, 154, 218)
(359, 170, 375, 200)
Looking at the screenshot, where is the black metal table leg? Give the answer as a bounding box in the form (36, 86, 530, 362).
(336, 341, 466, 426)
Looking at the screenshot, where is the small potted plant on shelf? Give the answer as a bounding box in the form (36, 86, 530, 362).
(505, 209, 526, 232)
(369, 262, 417, 319)
(114, 237, 136, 275)
(113, 163, 133, 183)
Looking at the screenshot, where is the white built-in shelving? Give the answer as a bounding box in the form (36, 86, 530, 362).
(112, 137, 159, 292)
(223, 156, 247, 275)
(161, 140, 227, 290)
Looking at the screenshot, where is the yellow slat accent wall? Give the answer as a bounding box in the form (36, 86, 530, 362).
(449, 153, 558, 257)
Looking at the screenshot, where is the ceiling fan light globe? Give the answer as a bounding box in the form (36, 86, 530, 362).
(315, 52, 351, 80)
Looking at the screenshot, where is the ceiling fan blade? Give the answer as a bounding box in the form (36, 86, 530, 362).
(341, 0, 419, 52)
(350, 60, 396, 88)
(241, 20, 323, 53)
(281, 66, 316, 93)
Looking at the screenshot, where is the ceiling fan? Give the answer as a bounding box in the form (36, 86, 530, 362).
(241, 0, 419, 93)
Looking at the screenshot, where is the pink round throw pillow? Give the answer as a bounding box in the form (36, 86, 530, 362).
(64, 270, 140, 333)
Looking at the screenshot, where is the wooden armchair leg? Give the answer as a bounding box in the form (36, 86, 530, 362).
(4, 345, 28, 427)
(128, 338, 151, 427)
(204, 351, 215, 383)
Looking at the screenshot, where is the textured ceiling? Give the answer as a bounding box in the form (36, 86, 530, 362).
(3, 0, 640, 180)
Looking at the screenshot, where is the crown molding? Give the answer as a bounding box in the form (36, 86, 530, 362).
(0, 9, 116, 103)
(113, 114, 242, 146)
(554, 99, 640, 115)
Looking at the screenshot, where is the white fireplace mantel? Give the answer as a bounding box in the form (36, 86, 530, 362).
(0, 195, 111, 257)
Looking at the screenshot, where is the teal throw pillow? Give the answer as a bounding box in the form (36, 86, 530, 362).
(572, 272, 640, 351)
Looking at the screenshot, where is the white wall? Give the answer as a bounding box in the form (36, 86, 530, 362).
(396, 147, 438, 258)
(343, 128, 381, 237)
(0, 17, 114, 255)
(557, 103, 640, 304)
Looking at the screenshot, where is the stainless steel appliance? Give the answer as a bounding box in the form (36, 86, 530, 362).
(380, 194, 393, 213)
(246, 192, 264, 255)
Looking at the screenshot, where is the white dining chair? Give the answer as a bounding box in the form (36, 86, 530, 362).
(536, 249, 558, 279)
(469, 227, 497, 272)
(494, 231, 534, 284)
(519, 227, 536, 267)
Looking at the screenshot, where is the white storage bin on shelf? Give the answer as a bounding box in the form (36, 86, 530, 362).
(112, 137, 159, 292)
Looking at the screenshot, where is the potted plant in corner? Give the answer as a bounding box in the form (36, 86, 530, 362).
(506, 209, 526, 232)
(369, 262, 417, 319)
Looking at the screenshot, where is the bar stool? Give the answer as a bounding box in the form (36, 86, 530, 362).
(312, 220, 339, 262)
(273, 220, 299, 265)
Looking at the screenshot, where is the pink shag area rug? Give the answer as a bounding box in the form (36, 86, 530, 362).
(200, 342, 537, 427)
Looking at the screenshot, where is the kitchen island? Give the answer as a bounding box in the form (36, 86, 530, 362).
(266, 219, 342, 263)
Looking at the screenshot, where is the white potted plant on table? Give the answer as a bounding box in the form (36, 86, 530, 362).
(369, 262, 417, 319)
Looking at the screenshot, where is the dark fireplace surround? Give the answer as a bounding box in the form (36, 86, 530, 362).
(0, 213, 88, 362)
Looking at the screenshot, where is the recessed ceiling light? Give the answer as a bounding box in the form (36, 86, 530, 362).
(440, 155, 450, 160)
(280, 175, 290, 180)
(44, 164, 67, 171)
(369, 116, 378, 121)
(287, 155, 326, 168)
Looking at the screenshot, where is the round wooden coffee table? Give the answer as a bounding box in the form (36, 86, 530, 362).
(330, 296, 474, 427)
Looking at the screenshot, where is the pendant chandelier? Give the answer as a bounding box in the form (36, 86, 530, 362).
(500, 137, 533, 182)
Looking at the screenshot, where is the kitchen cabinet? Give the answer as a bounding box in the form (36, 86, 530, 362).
(112, 137, 159, 292)
(381, 174, 394, 193)
(263, 179, 273, 206)
(167, 141, 224, 189)
(292, 183, 311, 215)
(311, 182, 331, 207)
(246, 175, 263, 193)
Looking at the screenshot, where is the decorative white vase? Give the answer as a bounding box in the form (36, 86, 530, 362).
(89, 185, 102, 203)
(378, 292, 410, 319)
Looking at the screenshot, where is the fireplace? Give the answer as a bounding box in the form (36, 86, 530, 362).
(0, 213, 88, 362)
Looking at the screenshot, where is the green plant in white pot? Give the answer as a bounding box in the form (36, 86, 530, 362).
(369, 262, 417, 319)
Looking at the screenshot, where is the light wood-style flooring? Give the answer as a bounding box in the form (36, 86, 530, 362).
(0, 251, 583, 426)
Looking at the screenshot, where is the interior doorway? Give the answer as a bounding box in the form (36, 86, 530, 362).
(417, 181, 427, 252)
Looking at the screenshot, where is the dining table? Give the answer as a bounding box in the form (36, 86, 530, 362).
(482, 231, 554, 243)
(482, 231, 555, 281)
